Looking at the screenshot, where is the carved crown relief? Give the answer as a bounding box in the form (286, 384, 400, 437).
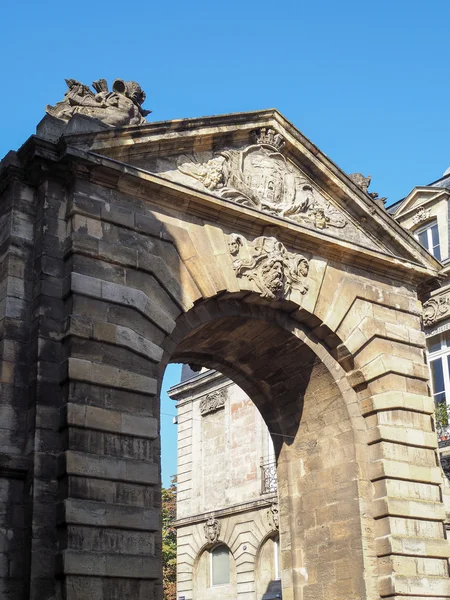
(178, 128, 347, 231)
(228, 235, 309, 300)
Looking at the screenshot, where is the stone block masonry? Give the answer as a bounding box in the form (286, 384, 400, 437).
(0, 107, 448, 599)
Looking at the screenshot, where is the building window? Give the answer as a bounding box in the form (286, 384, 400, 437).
(210, 545, 230, 586)
(428, 332, 450, 405)
(428, 332, 450, 441)
(274, 537, 281, 580)
(415, 220, 441, 260)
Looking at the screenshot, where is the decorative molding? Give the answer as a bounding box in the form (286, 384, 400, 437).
(412, 206, 431, 225)
(178, 130, 347, 230)
(200, 390, 226, 416)
(228, 235, 309, 300)
(46, 78, 150, 127)
(204, 518, 221, 543)
(267, 502, 279, 531)
(423, 294, 450, 327)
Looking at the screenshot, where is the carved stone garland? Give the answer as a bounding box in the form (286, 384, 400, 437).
(204, 518, 221, 544)
(178, 128, 347, 230)
(200, 390, 226, 416)
(228, 234, 309, 300)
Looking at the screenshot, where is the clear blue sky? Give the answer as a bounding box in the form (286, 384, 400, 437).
(2, 0, 450, 485)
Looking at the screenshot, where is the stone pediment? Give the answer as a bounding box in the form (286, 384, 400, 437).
(118, 128, 382, 252)
(61, 109, 442, 271)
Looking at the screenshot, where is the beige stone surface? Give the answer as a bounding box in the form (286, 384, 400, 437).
(0, 107, 448, 600)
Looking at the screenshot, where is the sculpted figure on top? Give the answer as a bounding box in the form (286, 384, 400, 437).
(46, 78, 151, 127)
(178, 128, 347, 230)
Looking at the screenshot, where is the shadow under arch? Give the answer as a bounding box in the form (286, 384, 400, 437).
(162, 293, 374, 600)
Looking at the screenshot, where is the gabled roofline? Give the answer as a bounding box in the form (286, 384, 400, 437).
(394, 186, 450, 220)
(16, 110, 443, 279)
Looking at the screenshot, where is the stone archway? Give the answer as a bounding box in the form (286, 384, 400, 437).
(164, 296, 373, 600)
(0, 108, 448, 600)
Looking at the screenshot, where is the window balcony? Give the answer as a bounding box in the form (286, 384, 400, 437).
(260, 457, 277, 494)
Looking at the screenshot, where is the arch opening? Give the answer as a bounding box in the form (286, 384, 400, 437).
(165, 296, 370, 600)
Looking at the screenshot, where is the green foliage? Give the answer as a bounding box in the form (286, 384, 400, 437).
(162, 476, 177, 600)
(435, 402, 450, 439)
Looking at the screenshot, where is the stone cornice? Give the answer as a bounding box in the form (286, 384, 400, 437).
(56, 108, 442, 272)
(59, 146, 442, 286)
(9, 127, 442, 286)
(174, 494, 277, 528)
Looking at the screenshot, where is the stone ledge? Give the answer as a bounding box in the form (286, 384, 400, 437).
(61, 403, 158, 439)
(68, 357, 157, 395)
(60, 550, 160, 579)
(60, 498, 159, 531)
(175, 495, 277, 528)
(61, 451, 159, 485)
(376, 535, 450, 558)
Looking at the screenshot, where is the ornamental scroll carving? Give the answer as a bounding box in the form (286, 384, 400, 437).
(423, 294, 450, 327)
(267, 502, 279, 531)
(228, 235, 309, 300)
(46, 78, 150, 127)
(413, 207, 431, 225)
(204, 518, 221, 544)
(200, 390, 226, 416)
(178, 128, 347, 230)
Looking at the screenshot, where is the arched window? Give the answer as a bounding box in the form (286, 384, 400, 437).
(210, 544, 230, 586)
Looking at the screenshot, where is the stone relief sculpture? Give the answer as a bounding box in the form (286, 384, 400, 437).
(423, 294, 450, 326)
(413, 206, 431, 225)
(267, 502, 279, 531)
(178, 128, 347, 230)
(228, 234, 309, 300)
(204, 518, 221, 544)
(46, 78, 151, 127)
(200, 390, 226, 416)
(349, 172, 387, 206)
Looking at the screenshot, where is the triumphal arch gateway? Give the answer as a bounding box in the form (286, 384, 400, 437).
(0, 78, 449, 600)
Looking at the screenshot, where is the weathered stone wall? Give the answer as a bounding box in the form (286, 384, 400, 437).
(0, 112, 449, 600)
(0, 158, 36, 600)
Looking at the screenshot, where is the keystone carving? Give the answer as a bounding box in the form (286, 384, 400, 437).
(46, 78, 151, 127)
(413, 207, 431, 225)
(200, 390, 226, 416)
(228, 235, 309, 300)
(178, 129, 347, 230)
(267, 502, 279, 531)
(204, 518, 221, 543)
(423, 294, 450, 327)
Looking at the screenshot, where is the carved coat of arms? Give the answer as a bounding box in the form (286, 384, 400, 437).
(178, 128, 347, 230)
(204, 518, 221, 544)
(228, 234, 309, 300)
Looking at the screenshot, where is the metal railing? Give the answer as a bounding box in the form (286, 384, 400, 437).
(260, 457, 277, 494)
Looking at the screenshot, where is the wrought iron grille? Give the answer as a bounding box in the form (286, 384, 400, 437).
(260, 458, 277, 494)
